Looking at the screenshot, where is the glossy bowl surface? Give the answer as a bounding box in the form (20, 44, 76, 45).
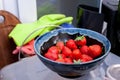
(34, 28, 111, 78)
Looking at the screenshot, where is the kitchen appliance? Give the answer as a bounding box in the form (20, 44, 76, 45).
(76, 4, 104, 33)
(102, 0, 120, 56)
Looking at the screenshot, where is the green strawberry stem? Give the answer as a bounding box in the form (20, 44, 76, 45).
(75, 35, 85, 41)
(73, 59, 81, 64)
(58, 54, 62, 59)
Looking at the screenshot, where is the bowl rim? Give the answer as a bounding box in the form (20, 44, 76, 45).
(34, 28, 111, 65)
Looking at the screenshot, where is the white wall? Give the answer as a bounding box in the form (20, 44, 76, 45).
(18, 0, 37, 23)
(0, 0, 4, 10)
(0, 0, 37, 23)
(3, 0, 19, 18)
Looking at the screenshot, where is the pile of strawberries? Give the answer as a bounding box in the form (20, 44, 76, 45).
(44, 35, 102, 64)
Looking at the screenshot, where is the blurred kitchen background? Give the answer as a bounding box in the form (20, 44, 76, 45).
(36, 0, 100, 26)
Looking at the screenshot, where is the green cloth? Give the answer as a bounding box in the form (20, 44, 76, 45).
(9, 14, 73, 46)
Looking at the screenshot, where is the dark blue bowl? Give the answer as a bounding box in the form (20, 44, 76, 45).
(34, 28, 111, 78)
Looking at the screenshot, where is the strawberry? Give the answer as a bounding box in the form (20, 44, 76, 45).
(62, 46, 72, 57)
(88, 44, 102, 58)
(56, 41, 64, 51)
(66, 39, 77, 50)
(80, 45, 89, 55)
(56, 57, 73, 64)
(81, 54, 93, 62)
(44, 51, 58, 60)
(72, 49, 82, 60)
(44, 46, 59, 60)
(64, 58, 73, 64)
(56, 58, 65, 63)
(75, 36, 87, 46)
(48, 46, 59, 54)
(44, 52, 52, 59)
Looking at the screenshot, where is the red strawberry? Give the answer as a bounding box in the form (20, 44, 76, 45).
(56, 41, 64, 51)
(80, 45, 89, 55)
(44, 52, 52, 59)
(66, 39, 77, 50)
(64, 58, 73, 64)
(75, 36, 87, 46)
(44, 51, 58, 60)
(48, 46, 59, 54)
(72, 49, 82, 60)
(62, 46, 72, 57)
(56, 58, 73, 64)
(81, 54, 93, 62)
(88, 44, 102, 58)
(56, 58, 65, 63)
